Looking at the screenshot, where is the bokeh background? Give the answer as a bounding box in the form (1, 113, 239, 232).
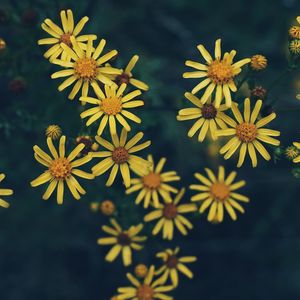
(1, 0, 300, 299)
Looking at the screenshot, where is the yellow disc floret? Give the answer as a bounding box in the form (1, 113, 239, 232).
(49, 157, 72, 179)
(207, 59, 234, 84)
(101, 97, 122, 115)
(236, 122, 257, 143)
(142, 172, 161, 189)
(210, 182, 230, 201)
(74, 57, 98, 80)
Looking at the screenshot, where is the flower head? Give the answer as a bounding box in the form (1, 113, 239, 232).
(289, 25, 300, 39)
(135, 264, 149, 278)
(100, 200, 116, 216)
(144, 188, 197, 240)
(92, 128, 151, 188)
(250, 55, 267, 70)
(155, 247, 197, 287)
(285, 145, 299, 161)
(0, 38, 6, 51)
(190, 166, 249, 222)
(292, 142, 300, 163)
(30, 136, 94, 204)
(251, 86, 267, 99)
(0, 174, 13, 208)
(97, 218, 147, 266)
(177, 92, 235, 142)
(80, 83, 144, 136)
(116, 265, 174, 299)
(183, 39, 250, 107)
(216, 98, 280, 167)
(126, 155, 180, 208)
(38, 9, 97, 61)
(45, 124, 62, 140)
(115, 55, 149, 91)
(51, 37, 121, 100)
(75, 135, 98, 156)
(289, 39, 300, 54)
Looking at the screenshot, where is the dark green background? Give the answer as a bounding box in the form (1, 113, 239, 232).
(1, 0, 300, 299)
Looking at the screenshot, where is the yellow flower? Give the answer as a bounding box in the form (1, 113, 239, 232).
(144, 188, 197, 240)
(45, 124, 62, 140)
(250, 55, 267, 70)
(285, 145, 299, 160)
(155, 247, 197, 287)
(289, 26, 300, 39)
(289, 39, 300, 54)
(51, 37, 121, 100)
(126, 155, 180, 208)
(0, 38, 6, 51)
(216, 98, 280, 167)
(92, 128, 151, 188)
(97, 218, 147, 266)
(292, 142, 300, 163)
(0, 174, 13, 208)
(30, 136, 95, 204)
(190, 166, 249, 222)
(177, 92, 235, 142)
(38, 9, 97, 61)
(115, 55, 149, 91)
(90, 202, 100, 212)
(100, 200, 116, 216)
(116, 265, 174, 299)
(80, 83, 144, 136)
(183, 39, 250, 107)
(135, 264, 149, 278)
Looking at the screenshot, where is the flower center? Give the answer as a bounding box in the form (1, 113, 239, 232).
(201, 103, 217, 119)
(116, 72, 130, 85)
(163, 203, 178, 219)
(143, 172, 161, 189)
(101, 97, 122, 115)
(236, 122, 257, 143)
(117, 232, 131, 246)
(74, 57, 98, 80)
(112, 147, 129, 164)
(166, 255, 178, 269)
(210, 182, 230, 201)
(207, 59, 234, 84)
(136, 285, 154, 300)
(59, 33, 72, 47)
(49, 157, 72, 180)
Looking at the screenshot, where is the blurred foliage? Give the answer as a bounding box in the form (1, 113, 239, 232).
(0, 0, 300, 299)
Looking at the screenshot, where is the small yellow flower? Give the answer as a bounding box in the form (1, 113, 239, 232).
(292, 142, 300, 163)
(38, 9, 97, 61)
(90, 202, 99, 212)
(80, 83, 144, 136)
(289, 25, 300, 39)
(100, 200, 116, 216)
(0, 38, 6, 51)
(51, 37, 121, 100)
(115, 55, 149, 91)
(216, 98, 280, 167)
(116, 265, 174, 299)
(144, 188, 197, 240)
(45, 124, 62, 140)
(155, 247, 197, 287)
(126, 155, 180, 208)
(190, 166, 249, 222)
(75, 135, 98, 156)
(30, 136, 95, 204)
(289, 39, 300, 54)
(285, 145, 299, 160)
(183, 39, 250, 107)
(177, 92, 235, 142)
(250, 55, 267, 70)
(92, 128, 151, 188)
(0, 174, 13, 208)
(296, 94, 300, 100)
(135, 264, 149, 278)
(97, 218, 147, 266)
